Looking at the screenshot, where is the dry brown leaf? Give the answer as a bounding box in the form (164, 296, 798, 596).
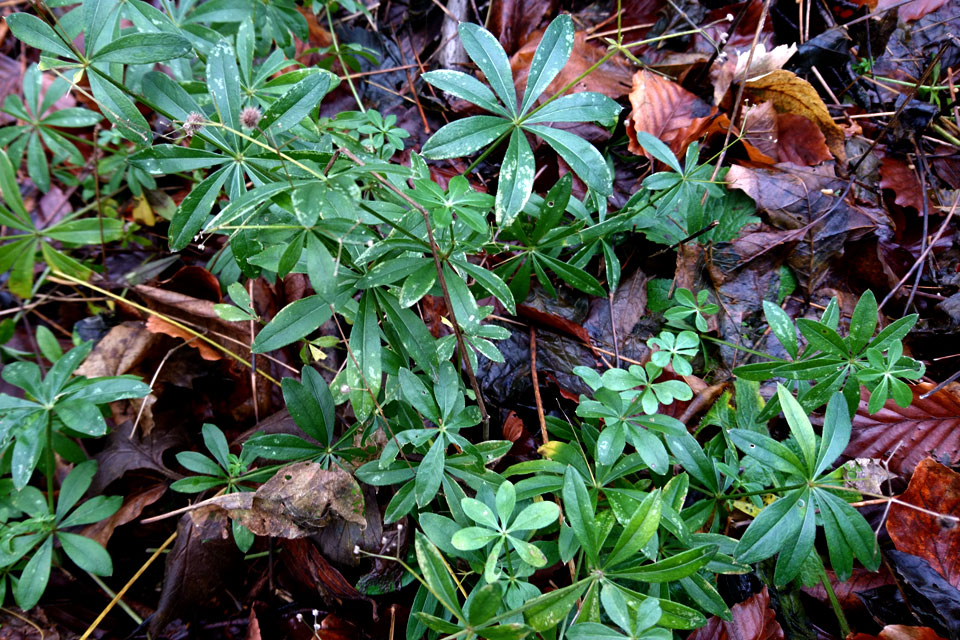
(145, 315, 222, 361)
(76, 321, 158, 378)
(744, 70, 846, 163)
(136, 282, 249, 362)
(876, 0, 949, 20)
(625, 70, 718, 162)
(880, 156, 933, 213)
(777, 114, 832, 166)
(687, 587, 784, 640)
(849, 382, 960, 475)
(195, 462, 366, 538)
(488, 0, 556, 55)
(81, 484, 167, 546)
(851, 627, 950, 640)
(803, 566, 895, 613)
(511, 31, 633, 100)
(887, 458, 960, 587)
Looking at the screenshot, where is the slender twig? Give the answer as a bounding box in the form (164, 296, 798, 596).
(529, 327, 548, 445)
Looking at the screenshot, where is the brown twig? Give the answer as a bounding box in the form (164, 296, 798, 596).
(529, 327, 548, 445)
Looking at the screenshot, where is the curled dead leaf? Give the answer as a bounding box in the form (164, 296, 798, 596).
(688, 586, 784, 640)
(744, 69, 846, 163)
(887, 458, 960, 587)
(194, 462, 366, 538)
(624, 70, 718, 161)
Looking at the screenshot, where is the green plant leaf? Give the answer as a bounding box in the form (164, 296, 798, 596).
(495, 127, 535, 225)
(518, 15, 573, 114)
(169, 165, 230, 251)
(523, 581, 588, 631)
(606, 490, 661, 567)
(524, 93, 621, 128)
(451, 526, 499, 550)
(772, 489, 815, 585)
(58, 531, 113, 575)
(608, 544, 717, 582)
(87, 72, 151, 144)
(259, 71, 334, 135)
(414, 531, 462, 616)
(796, 319, 849, 358)
(729, 428, 806, 477)
(814, 392, 851, 477)
(562, 467, 597, 565)
(90, 32, 191, 64)
(848, 290, 878, 353)
(5, 14, 77, 60)
(422, 70, 510, 117)
(252, 294, 331, 353)
(421, 116, 511, 159)
(763, 300, 798, 359)
(416, 438, 446, 507)
(632, 131, 682, 173)
(15, 535, 52, 609)
(510, 501, 559, 531)
(523, 124, 611, 195)
(735, 489, 804, 564)
(535, 252, 605, 297)
(458, 22, 517, 115)
(131, 145, 228, 173)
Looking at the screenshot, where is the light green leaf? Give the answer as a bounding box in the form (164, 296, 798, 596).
(519, 15, 574, 114)
(421, 116, 511, 160)
(458, 22, 517, 115)
(422, 69, 509, 117)
(90, 32, 191, 64)
(524, 124, 611, 195)
(252, 295, 331, 353)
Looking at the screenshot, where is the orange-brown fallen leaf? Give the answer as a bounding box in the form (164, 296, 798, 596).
(887, 458, 960, 587)
(880, 156, 934, 214)
(511, 31, 633, 100)
(624, 69, 717, 162)
(876, 0, 948, 21)
(850, 626, 949, 640)
(688, 587, 784, 640)
(744, 70, 846, 163)
(740, 101, 832, 166)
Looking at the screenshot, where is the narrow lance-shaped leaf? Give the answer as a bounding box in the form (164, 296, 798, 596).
(519, 14, 574, 114)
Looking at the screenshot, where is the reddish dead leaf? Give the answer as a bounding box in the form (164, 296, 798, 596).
(136, 281, 249, 362)
(488, 0, 556, 55)
(849, 382, 960, 475)
(687, 587, 784, 640)
(803, 566, 895, 613)
(502, 410, 525, 442)
(887, 458, 960, 587)
(246, 609, 262, 640)
(740, 104, 831, 166)
(145, 315, 222, 360)
(625, 70, 718, 162)
(880, 157, 933, 214)
(511, 31, 633, 100)
(876, 0, 948, 20)
(281, 538, 374, 608)
(81, 484, 166, 546)
(744, 70, 846, 163)
(850, 626, 949, 640)
(777, 114, 832, 166)
(517, 304, 592, 346)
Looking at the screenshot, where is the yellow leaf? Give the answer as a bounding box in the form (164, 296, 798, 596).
(132, 194, 156, 227)
(745, 69, 846, 163)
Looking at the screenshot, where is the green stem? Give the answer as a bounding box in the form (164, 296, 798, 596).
(818, 559, 851, 637)
(719, 483, 807, 500)
(700, 335, 788, 362)
(44, 413, 55, 513)
(325, 4, 364, 112)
